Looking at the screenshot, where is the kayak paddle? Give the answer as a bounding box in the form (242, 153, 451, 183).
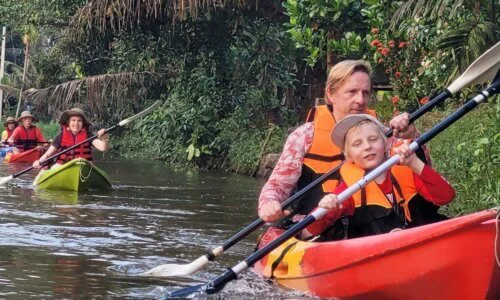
(166, 70, 500, 298)
(141, 41, 500, 277)
(0, 100, 163, 186)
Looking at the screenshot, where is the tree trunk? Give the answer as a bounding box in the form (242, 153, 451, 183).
(491, 0, 496, 22)
(16, 42, 29, 118)
(326, 28, 336, 74)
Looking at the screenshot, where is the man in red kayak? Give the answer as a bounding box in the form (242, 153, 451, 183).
(10, 111, 46, 154)
(303, 114, 455, 239)
(258, 60, 426, 225)
(32, 108, 111, 169)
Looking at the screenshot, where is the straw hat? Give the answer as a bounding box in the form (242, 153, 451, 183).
(17, 111, 38, 122)
(3, 116, 18, 127)
(59, 108, 92, 127)
(331, 114, 388, 150)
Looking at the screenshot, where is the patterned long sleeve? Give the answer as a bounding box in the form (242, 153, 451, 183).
(258, 123, 314, 211)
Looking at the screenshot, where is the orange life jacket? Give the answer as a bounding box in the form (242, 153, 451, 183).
(294, 105, 377, 215)
(337, 162, 418, 237)
(56, 127, 92, 164)
(14, 126, 39, 151)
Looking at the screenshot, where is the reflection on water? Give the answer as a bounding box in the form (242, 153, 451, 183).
(0, 157, 306, 299)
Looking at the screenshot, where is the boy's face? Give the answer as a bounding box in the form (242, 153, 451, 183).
(344, 122, 386, 171)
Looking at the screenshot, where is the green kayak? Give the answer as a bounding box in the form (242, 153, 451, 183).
(33, 158, 112, 191)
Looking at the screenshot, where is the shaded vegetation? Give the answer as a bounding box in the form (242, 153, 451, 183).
(0, 0, 498, 216)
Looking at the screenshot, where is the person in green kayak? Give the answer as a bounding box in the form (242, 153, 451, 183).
(32, 108, 111, 169)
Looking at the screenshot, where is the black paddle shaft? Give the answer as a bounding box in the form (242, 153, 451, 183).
(11, 125, 118, 179)
(216, 89, 452, 254)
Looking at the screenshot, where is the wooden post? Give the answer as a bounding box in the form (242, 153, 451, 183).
(0, 26, 6, 122)
(15, 39, 29, 118)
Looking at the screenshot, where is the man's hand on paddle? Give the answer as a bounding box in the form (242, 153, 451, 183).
(390, 112, 416, 139)
(258, 200, 291, 223)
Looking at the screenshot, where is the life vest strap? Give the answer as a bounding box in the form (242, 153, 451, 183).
(304, 153, 344, 162)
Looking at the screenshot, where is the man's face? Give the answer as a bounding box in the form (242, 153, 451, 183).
(327, 71, 371, 120)
(21, 117, 32, 128)
(68, 116, 83, 134)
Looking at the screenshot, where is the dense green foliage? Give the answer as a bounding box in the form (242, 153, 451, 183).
(113, 17, 299, 172)
(418, 100, 500, 215)
(0, 0, 498, 216)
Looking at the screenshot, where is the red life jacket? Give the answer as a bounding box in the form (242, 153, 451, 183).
(56, 127, 92, 164)
(14, 126, 39, 151)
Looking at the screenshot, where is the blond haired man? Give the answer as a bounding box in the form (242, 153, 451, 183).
(258, 60, 419, 224)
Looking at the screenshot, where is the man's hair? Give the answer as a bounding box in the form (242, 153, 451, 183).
(325, 60, 372, 98)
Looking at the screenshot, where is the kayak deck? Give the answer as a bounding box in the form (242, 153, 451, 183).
(254, 210, 500, 299)
(33, 158, 112, 191)
(4, 148, 42, 164)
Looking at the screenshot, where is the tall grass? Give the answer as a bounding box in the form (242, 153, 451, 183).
(415, 100, 499, 216)
(37, 122, 60, 140)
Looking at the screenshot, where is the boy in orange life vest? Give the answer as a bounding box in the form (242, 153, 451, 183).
(1, 117, 17, 144)
(303, 114, 455, 239)
(10, 111, 46, 154)
(32, 108, 111, 169)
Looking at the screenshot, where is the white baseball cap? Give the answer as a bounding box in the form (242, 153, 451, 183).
(331, 114, 388, 150)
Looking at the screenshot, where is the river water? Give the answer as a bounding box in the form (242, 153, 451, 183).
(0, 157, 307, 299)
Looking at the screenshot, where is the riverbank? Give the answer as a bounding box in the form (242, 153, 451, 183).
(115, 100, 499, 215)
(37, 100, 499, 216)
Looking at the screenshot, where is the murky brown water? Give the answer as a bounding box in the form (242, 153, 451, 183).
(0, 156, 308, 299)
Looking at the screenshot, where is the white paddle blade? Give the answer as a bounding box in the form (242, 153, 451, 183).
(0, 175, 14, 186)
(118, 100, 163, 127)
(448, 42, 500, 94)
(140, 255, 209, 277)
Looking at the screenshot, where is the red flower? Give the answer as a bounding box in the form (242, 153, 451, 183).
(378, 58, 384, 63)
(385, 68, 392, 74)
(399, 42, 407, 48)
(395, 71, 401, 78)
(392, 96, 400, 104)
(388, 40, 395, 48)
(380, 47, 390, 56)
(371, 28, 380, 34)
(371, 39, 381, 47)
(419, 96, 429, 105)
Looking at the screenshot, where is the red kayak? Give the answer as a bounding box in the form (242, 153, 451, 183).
(4, 148, 43, 164)
(254, 209, 500, 299)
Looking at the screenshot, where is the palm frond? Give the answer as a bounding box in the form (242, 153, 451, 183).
(25, 71, 178, 120)
(0, 84, 21, 95)
(391, 0, 476, 28)
(68, 0, 260, 41)
(435, 20, 499, 75)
